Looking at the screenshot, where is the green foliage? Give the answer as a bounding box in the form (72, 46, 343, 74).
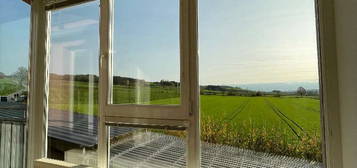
(297, 86, 307, 96)
(11, 67, 28, 87)
(0, 78, 22, 96)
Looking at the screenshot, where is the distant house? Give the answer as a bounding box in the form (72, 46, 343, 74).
(0, 96, 8, 102)
(0, 90, 27, 103)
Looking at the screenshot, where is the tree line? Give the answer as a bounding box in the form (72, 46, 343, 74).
(49, 74, 180, 87)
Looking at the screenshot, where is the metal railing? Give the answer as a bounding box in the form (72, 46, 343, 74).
(0, 102, 27, 168)
(0, 120, 27, 168)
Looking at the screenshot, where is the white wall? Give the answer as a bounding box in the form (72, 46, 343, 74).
(334, 0, 357, 168)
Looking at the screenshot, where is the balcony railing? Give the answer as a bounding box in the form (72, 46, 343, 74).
(0, 103, 27, 168)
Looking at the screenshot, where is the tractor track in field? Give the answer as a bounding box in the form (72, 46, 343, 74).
(224, 100, 250, 122)
(264, 99, 306, 140)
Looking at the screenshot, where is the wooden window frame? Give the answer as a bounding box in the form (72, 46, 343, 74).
(26, 0, 343, 168)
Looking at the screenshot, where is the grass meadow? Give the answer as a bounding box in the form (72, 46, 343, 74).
(48, 79, 322, 162)
(0, 78, 22, 96)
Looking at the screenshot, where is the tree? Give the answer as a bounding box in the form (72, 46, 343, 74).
(0, 72, 5, 79)
(296, 86, 307, 97)
(272, 90, 281, 97)
(12, 67, 28, 87)
(255, 91, 263, 96)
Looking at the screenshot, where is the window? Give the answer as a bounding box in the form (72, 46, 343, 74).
(199, 0, 323, 167)
(112, 0, 181, 105)
(30, 0, 198, 167)
(29, 0, 342, 168)
(99, 0, 198, 167)
(101, 0, 194, 120)
(0, 1, 30, 167)
(108, 125, 187, 167)
(47, 1, 100, 166)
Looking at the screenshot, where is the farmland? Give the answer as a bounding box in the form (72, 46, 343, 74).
(153, 96, 322, 161)
(0, 77, 21, 96)
(48, 79, 322, 161)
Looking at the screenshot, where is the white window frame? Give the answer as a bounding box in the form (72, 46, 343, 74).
(315, 0, 343, 167)
(100, 0, 192, 120)
(26, 0, 343, 168)
(98, 0, 199, 167)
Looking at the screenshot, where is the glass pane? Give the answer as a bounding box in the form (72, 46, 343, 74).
(109, 126, 187, 168)
(47, 2, 100, 166)
(112, 0, 180, 105)
(199, 0, 323, 167)
(0, 1, 30, 167)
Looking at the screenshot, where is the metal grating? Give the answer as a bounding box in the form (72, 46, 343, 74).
(110, 132, 323, 168)
(48, 109, 136, 147)
(110, 132, 187, 168)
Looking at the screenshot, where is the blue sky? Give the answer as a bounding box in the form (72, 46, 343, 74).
(0, 0, 30, 75)
(1, 0, 319, 85)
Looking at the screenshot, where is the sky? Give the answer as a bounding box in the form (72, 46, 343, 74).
(0, 0, 30, 75)
(0, 0, 319, 86)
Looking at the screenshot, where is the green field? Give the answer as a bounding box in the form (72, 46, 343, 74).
(0, 78, 22, 96)
(153, 96, 321, 137)
(48, 79, 322, 161)
(152, 96, 322, 161)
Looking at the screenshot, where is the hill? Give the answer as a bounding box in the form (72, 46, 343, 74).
(235, 82, 319, 92)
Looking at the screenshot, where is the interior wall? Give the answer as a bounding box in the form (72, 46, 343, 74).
(334, 0, 357, 168)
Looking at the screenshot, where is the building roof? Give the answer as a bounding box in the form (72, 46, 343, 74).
(0, 103, 135, 147)
(0, 103, 26, 122)
(48, 109, 135, 147)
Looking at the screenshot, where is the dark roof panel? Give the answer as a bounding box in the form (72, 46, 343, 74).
(0, 103, 135, 147)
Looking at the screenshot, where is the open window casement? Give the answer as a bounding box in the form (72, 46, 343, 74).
(29, 0, 199, 167)
(98, 0, 199, 167)
(27, 0, 344, 168)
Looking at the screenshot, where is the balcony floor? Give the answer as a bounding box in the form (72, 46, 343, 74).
(108, 132, 322, 168)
